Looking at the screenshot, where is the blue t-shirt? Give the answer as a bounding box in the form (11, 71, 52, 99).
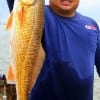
(30, 6, 100, 100)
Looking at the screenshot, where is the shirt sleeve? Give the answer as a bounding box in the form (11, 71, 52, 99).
(95, 28, 100, 77)
(6, 0, 14, 12)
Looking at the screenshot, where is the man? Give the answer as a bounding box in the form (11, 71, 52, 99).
(7, 0, 100, 100)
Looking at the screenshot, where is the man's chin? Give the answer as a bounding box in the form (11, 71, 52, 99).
(59, 6, 73, 12)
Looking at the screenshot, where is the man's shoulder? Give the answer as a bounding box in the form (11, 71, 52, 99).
(78, 12, 99, 32)
(45, 5, 50, 10)
(44, 5, 55, 21)
(77, 12, 97, 25)
(44, 5, 52, 16)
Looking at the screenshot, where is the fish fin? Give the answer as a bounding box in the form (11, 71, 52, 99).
(17, 7, 24, 26)
(5, 12, 13, 30)
(7, 64, 15, 83)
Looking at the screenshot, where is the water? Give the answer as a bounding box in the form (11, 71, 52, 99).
(0, 24, 10, 76)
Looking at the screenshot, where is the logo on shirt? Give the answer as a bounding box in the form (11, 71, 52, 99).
(85, 25, 97, 30)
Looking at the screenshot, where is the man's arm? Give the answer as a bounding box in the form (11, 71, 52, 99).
(95, 30, 100, 77)
(6, 0, 14, 12)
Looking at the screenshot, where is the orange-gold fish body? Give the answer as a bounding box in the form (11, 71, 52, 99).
(6, 0, 45, 100)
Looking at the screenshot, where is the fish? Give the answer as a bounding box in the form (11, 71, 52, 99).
(6, 0, 45, 99)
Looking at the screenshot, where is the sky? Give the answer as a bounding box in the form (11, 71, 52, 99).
(0, 0, 100, 24)
(77, 0, 100, 20)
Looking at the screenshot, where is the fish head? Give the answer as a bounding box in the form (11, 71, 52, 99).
(20, 0, 45, 6)
(20, 0, 36, 5)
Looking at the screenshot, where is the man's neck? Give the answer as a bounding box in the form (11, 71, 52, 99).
(54, 10, 76, 18)
(50, 6, 76, 18)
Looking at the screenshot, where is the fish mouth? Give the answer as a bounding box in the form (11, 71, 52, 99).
(20, 0, 36, 6)
(61, 0, 73, 6)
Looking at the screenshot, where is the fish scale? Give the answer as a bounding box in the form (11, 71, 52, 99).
(6, 0, 45, 100)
